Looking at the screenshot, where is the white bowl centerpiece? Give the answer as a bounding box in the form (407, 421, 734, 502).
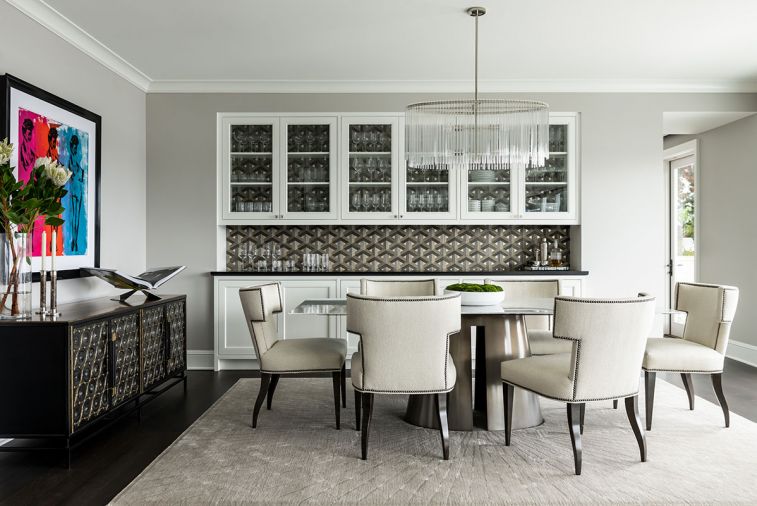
(444, 283, 505, 306)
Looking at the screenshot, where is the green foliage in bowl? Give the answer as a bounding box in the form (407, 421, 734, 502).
(445, 283, 503, 293)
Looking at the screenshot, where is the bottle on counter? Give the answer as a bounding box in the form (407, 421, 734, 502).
(549, 239, 563, 267)
(540, 238, 549, 266)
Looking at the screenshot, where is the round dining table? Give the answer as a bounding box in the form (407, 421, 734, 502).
(291, 297, 554, 431)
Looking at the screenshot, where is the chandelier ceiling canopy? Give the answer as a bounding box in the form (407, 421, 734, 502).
(405, 7, 550, 171)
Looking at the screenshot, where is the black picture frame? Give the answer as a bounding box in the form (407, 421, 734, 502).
(0, 74, 101, 281)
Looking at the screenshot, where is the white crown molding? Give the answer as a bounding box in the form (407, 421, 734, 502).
(5, 0, 151, 91)
(146, 78, 757, 94)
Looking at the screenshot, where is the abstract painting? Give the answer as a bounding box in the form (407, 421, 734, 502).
(1, 74, 100, 279)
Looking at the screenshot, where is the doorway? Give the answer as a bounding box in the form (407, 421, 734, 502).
(663, 140, 697, 335)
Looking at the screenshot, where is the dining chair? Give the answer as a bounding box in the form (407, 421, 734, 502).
(347, 292, 461, 460)
(484, 279, 570, 355)
(500, 295, 656, 475)
(643, 282, 739, 429)
(360, 278, 438, 296)
(239, 282, 348, 429)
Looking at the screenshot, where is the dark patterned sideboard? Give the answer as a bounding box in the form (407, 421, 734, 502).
(0, 295, 186, 466)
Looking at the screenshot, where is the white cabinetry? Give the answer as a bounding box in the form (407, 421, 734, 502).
(218, 112, 579, 226)
(213, 274, 586, 370)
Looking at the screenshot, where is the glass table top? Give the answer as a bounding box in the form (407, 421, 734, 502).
(290, 298, 685, 317)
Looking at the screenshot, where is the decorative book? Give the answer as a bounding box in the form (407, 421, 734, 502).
(81, 266, 186, 302)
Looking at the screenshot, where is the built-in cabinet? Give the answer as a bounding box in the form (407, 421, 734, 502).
(218, 113, 578, 225)
(213, 274, 585, 370)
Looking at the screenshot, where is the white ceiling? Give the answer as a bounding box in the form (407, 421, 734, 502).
(663, 112, 756, 135)
(9, 0, 757, 92)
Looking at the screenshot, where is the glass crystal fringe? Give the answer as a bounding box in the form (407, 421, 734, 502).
(405, 99, 549, 171)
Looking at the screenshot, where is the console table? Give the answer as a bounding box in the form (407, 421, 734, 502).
(0, 294, 187, 466)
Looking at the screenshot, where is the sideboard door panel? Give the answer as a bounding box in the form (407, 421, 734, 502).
(70, 319, 111, 433)
(111, 313, 141, 407)
(141, 306, 167, 391)
(166, 300, 187, 375)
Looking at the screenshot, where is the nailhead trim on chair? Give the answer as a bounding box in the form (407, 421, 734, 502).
(642, 367, 723, 374)
(501, 377, 639, 403)
(261, 367, 345, 374)
(346, 293, 460, 303)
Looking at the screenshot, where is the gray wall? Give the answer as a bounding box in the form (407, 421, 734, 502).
(146, 92, 757, 351)
(0, 3, 147, 303)
(666, 115, 757, 348)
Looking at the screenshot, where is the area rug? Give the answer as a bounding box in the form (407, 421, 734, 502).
(112, 378, 757, 504)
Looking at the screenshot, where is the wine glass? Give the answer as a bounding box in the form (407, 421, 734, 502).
(366, 157, 376, 182)
(371, 193, 380, 212)
(351, 191, 362, 213)
(352, 157, 363, 183)
(417, 192, 426, 212)
(304, 129, 316, 152)
(381, 190, 390, 212)
(408, 189, 417, 212)
(351, 130, 361, 152)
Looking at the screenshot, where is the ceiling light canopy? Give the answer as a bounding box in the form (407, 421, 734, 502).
(405, 7, 550, 171)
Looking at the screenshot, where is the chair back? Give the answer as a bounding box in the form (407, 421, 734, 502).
(239, 283, 282, 357)
(347, 293, 461, 393)
(553, 295, 656, 401)
(360, 278, 437, 296)
(485, 279, 558, 332)
(676, 282, 739, 355)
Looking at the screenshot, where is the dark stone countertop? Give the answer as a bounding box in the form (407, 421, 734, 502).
(210, 270, 588, 277)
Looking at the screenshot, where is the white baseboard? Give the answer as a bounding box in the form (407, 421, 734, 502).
(727, 340, 757, 368)
(187, 350, 214, 370)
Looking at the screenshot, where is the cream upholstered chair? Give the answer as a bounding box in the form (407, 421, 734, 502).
(485, 279, 569, 355)
(501, 295, 656, 475)
(239, 283, 348, 429)
(643, 282, 739, 429)
(347, 293, 461, 460)
(360, 278, 438, 296)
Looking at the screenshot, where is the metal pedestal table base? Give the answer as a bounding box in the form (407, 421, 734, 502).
(405, 314, 543, 431)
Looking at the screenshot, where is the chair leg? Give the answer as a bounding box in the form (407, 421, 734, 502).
(645, 371, 656, 431)
(681, 373, 695, 410)
(341, 364, 347, 408)
(331, 371, 341, 430)
(567, 403, 583, 475)
(355, 390, 362, 431)
(435, 393, 450, 460)
(252, 373, 271, 428)
(503, 383, 514, 446)
(711, 373, 730, 428)
(579, 403, 586, 434)
(361, 393, 374, 460)
(613, 399, 618, 409)
(266, 374, 280, 410)
(625, 395, 647, 462)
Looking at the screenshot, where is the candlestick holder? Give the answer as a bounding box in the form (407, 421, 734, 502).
(49, 270, 61, 317)
(36, 269, 49, 315)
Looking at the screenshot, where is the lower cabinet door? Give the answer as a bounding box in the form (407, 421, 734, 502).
(141, 306, 166, 391)
(70, 319, 110, 432)
(166, 300, 187, 375)
(279, 280, 338, 340)
(111, 313, 141, 407)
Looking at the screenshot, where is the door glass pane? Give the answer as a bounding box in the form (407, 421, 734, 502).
(525, 124, 568, 214)
(406, 166, 450, 213)
(466, 169, 510, 214)
(286, 125, 330, 213)
(347, 124, 393, 214)
(672, 158, 696, 328)
(230, 124, 274, 213)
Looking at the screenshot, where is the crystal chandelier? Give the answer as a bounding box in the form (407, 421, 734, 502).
(405, 7, 549, 171)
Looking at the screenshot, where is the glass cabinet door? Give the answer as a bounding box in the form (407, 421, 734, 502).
(341, 116, 399, 220)
(222, 117, 279, 221)
(522, 115, 576, 220)
(280, 117, 338, 219)
(460, 166, 514, 219)
(401, 164, 457, 220)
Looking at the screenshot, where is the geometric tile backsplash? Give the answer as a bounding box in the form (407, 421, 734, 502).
(226, 225, 570, 272)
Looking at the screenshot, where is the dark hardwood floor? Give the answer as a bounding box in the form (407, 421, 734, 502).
(1, 359, 755, 506)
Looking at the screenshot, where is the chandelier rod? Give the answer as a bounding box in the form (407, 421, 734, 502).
(467, 7, 486, 164)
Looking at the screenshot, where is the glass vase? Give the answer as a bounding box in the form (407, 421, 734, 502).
(0, 232, 33, 319)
